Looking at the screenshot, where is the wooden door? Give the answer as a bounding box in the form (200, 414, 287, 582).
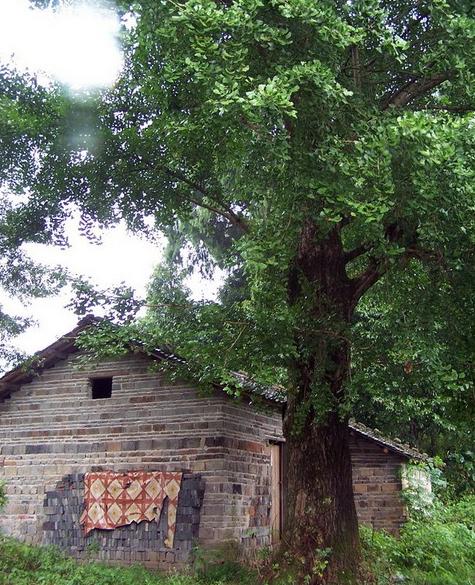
(270, 443, 282, 544)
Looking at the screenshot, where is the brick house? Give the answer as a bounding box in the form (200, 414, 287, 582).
(0, 317, 425, 568)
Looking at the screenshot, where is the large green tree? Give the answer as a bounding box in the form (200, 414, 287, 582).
(2, 1, 475, 582)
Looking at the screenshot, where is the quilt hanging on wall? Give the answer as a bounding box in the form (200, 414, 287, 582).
(80, 471, 183, 548)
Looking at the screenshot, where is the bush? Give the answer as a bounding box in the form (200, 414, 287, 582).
(0, 482, 6, 511)
(192, 541, 256, 585)
(360, 525, 395, 585)
(362, 496, 475, 585)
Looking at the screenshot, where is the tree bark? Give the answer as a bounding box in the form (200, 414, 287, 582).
(276, 220, 363, 584)
(283, 411, 359, 583)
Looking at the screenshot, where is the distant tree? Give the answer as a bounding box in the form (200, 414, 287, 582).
(0, 66, 66, 368)
(1, 2, 475, 583)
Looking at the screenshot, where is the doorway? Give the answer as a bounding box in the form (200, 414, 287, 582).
(270, 442, 284, 544)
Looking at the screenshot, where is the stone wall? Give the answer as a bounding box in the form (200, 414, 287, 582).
(206, 399, 283, 549)
(42, 472, 204, 567)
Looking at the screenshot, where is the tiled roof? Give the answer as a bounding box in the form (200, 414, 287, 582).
(231, 372, 426, 460)
(348, 420, 427, 461)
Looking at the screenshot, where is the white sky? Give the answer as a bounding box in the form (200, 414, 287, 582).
(2, 221, 163, 354)
(0, 0, 123, 89)
(2, 217, 222, 358)
(0, 1, 220, 362)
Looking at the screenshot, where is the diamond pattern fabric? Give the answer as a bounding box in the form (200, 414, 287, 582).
(80, 471, 183, 548)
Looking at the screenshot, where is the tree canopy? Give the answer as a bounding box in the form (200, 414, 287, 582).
(1, 1, 475, 582)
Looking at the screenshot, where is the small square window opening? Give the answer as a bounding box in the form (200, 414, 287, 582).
(91, 377, 113, 399)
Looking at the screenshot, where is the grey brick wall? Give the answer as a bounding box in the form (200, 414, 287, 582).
(349, 432, 407, 533)
(42, 472, 204, 568)
(0, 350, 406, 566)
(0, 352, 282, 563)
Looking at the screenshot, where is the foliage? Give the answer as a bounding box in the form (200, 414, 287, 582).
(0, 308, 29, 370)
(351, 261, 475, 492)
(259, 546, 333, 585)
(68, 277, 144, 325)
(1, 1, 474, 399)
(445, 450, 475, 496)
(0, 190, 67, 371)
(0, 481, 6, 511)
(0, 202, 67, 370)
(399, 460, 444, 517)
(191, 542, 257, 585)
(2, 0, 475, 580)
(0, 536, 253, 585)
(361, 495, 475, 585)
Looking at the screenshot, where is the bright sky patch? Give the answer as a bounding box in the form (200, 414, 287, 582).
(0, 0, 123, 89)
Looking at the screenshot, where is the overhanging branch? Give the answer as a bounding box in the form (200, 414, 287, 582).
(413, 104, 475, 114)
(159, 166, 249, 232)
(404, 246, 447, 268)
(350, 257, 389, 305)
(344, 243, 372, 264)
(350, 243, 446, 307)
(381, 71, 452, 110)
(131, 159, 248, 232)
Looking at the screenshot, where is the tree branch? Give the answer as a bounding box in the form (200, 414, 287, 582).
(404, 245, 447, 268)
(338, 215, 353, 228)
(129, 157, 249, 231)
(350, 257, 389, 306)
(174, 189, 247, 230)
(412, 104, 475, 114)
(344, 243, 372, 264)
(381, 71, 452, 110)
(350, 243, 446, 308)
(351, 45, 362, 91)
(158, 166, 248, 231)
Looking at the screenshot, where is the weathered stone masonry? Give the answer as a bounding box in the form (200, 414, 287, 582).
(42, 472, 204, 565)
(349, 433, 407, 532)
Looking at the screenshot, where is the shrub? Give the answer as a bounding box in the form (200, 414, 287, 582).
(361, 495, 475, 585)
(192, 541, 256, 585)
(0, 482, 6, 511)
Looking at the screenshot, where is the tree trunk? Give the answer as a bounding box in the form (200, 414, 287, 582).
(274, 220, 365, 584)
(282, 402, 360, 584)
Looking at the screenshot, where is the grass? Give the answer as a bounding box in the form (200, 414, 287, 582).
(2, 497, 475, 585)
(361, 496, 475, 585)
(0, 536, 257, 585)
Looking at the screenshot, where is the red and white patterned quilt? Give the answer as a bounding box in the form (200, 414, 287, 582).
(80, 471, 182, 548)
